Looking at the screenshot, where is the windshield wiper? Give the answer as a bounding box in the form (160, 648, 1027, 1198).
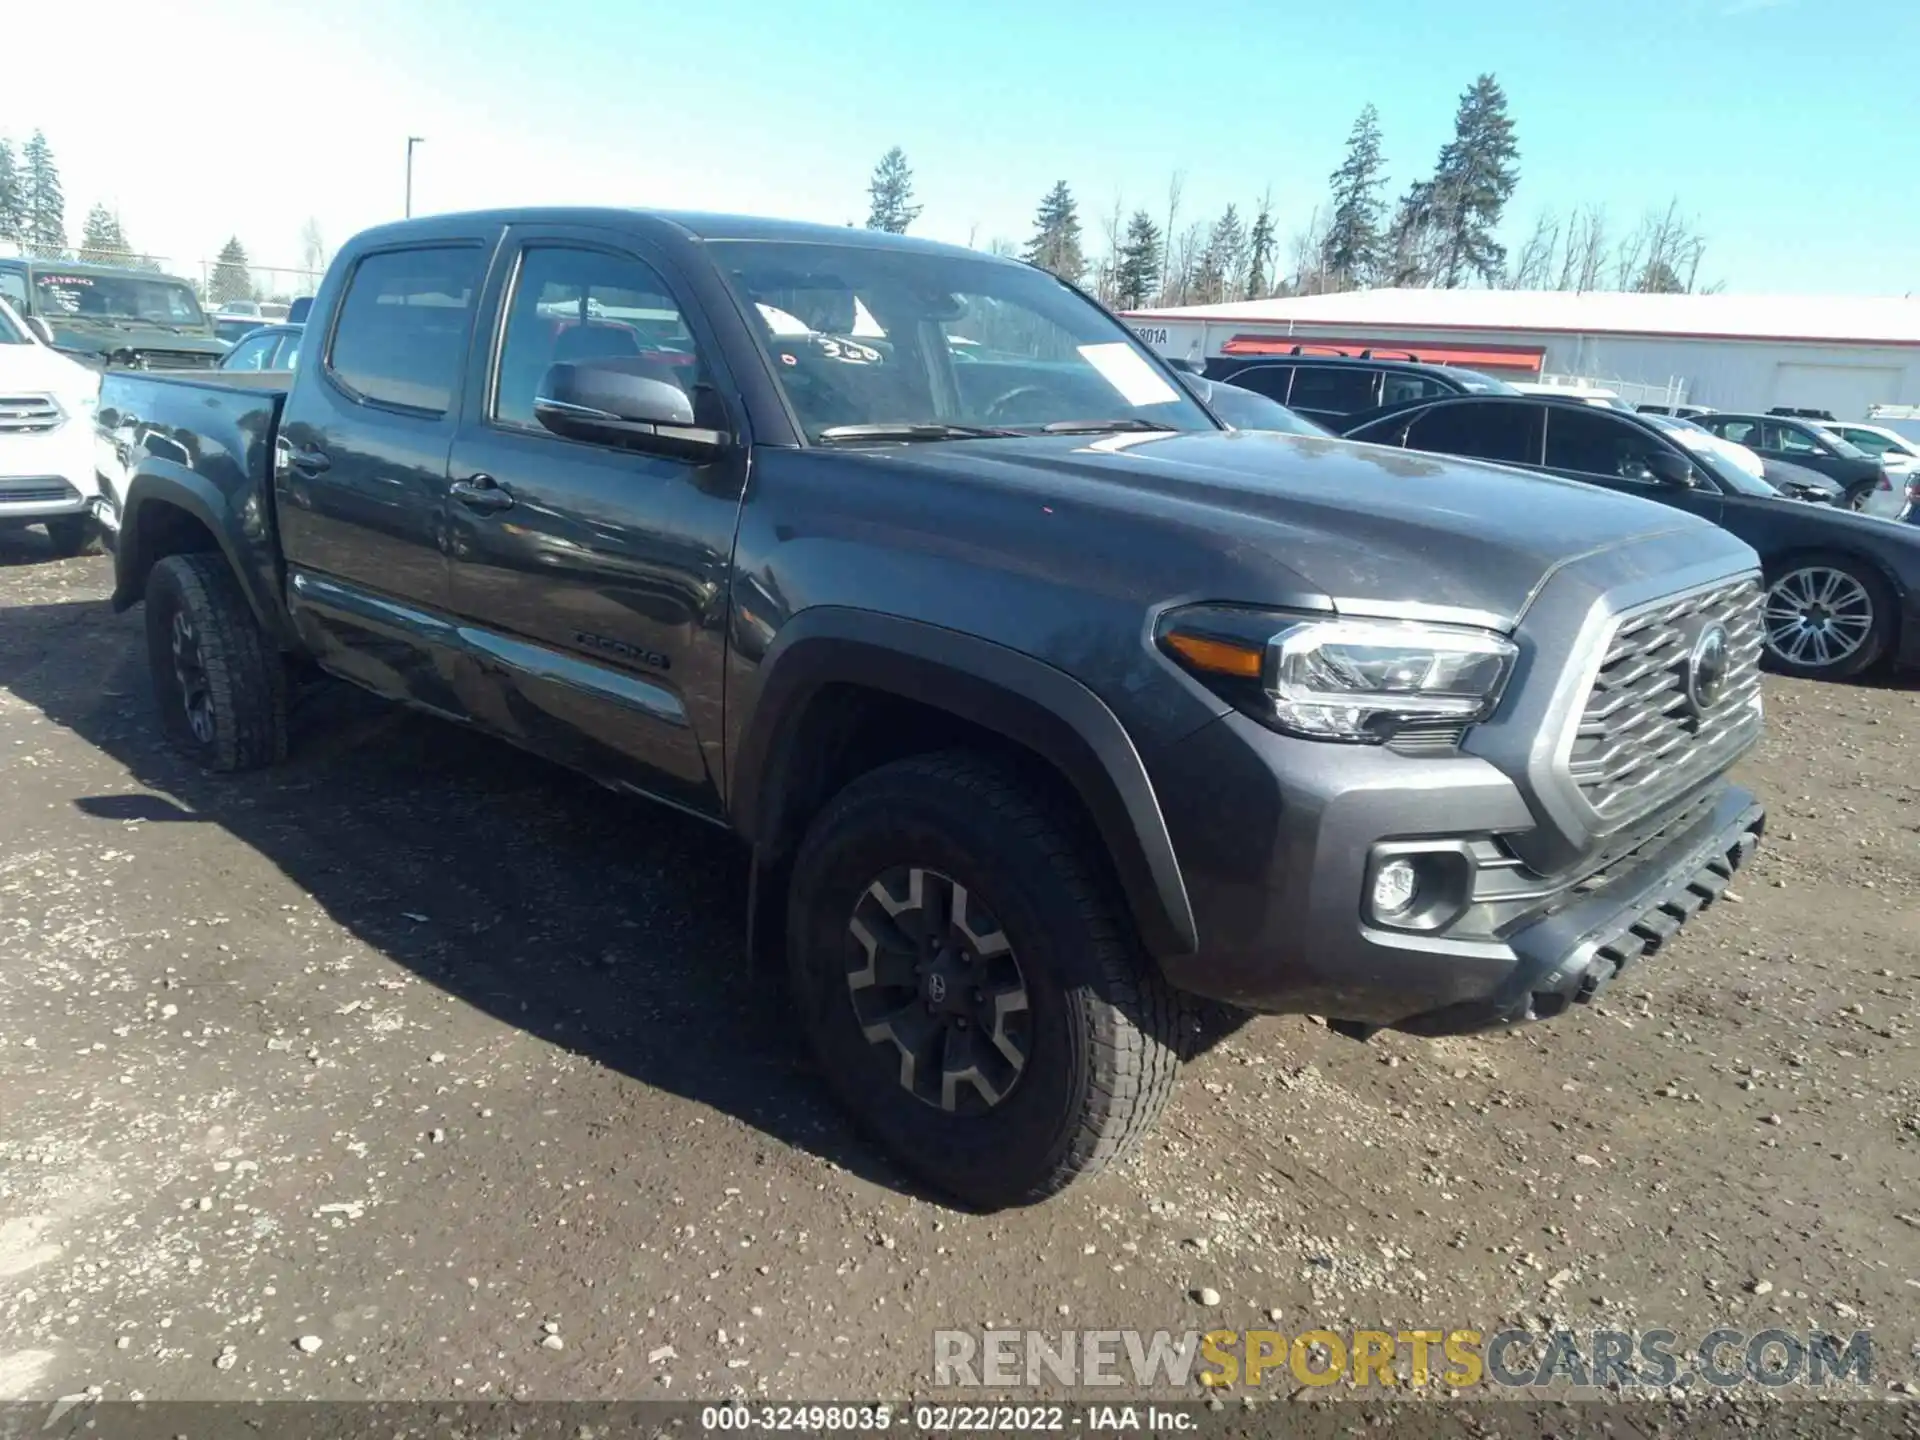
(817, 423, 1020, 443)
(1033, 418, 1179, 435)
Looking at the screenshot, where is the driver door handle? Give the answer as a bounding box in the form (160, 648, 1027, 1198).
(450, 473, 514, 513)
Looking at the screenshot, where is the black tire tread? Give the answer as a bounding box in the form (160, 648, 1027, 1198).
(147, 553, 289, 771)
(796, 749, 1184, 1205)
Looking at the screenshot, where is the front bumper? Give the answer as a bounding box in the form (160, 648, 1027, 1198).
(0, 422, 96, 520)
(1150, 710, 1764, 1036)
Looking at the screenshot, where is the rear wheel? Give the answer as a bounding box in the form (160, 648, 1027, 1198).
(145, 553, 289, 771)
(786, 751, 1183, 1209)
(43, 515, 100, 558)
(1762, 554, 1892, 681)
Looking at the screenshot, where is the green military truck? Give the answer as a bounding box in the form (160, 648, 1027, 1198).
(0, 257, 226, 370)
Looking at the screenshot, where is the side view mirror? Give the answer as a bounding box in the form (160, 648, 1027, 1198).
(534, 358, 727, 461)
(24, 316, 54, 346)
(1644, 449, 1696, 487)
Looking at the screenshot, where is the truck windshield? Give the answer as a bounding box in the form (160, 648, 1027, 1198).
(31, 271, 207, 327)
(710, 240, 1216, 442)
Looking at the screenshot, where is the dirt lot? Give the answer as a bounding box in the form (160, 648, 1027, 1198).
(1, 532, 1915, 1407)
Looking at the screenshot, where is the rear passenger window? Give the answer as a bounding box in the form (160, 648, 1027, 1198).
(493, 246, 710, 430)
(1380, 373, 1450, 408)
(1408, 402, 1542, 465)
(327, 246, 485, 415)
(1223, 365, 1293, 404)
(1287, 365, 1381, 415)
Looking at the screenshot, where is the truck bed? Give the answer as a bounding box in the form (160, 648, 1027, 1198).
(99, 368, 291, 630)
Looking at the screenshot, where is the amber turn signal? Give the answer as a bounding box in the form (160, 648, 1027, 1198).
(1163, 631, 1264, 679)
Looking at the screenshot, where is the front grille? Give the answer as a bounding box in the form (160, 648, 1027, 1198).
(0, 393, 64, 433)
(0, 477, 81, 504)
(1568, 576, 1763, 827)
(135, 351, 219, 370)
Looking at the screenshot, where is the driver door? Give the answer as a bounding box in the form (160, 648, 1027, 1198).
(442, 226, 749, 816)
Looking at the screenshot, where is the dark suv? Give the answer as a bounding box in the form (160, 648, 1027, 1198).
(1694, 412, 1887, 509)
(1203, 350, 1517, 427)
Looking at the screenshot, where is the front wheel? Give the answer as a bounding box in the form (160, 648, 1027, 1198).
(786, 751, 1183, 1209)
(145, 553, 290, 771)
(1762, 555, 1892, 681)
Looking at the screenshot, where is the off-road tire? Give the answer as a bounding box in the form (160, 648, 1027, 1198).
(786, 750, 1183, 1209)
(43, 515, 101, 558)
(145, 553, 289, 771)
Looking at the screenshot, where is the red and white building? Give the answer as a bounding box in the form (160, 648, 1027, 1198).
(1122, 289, 1920, 421)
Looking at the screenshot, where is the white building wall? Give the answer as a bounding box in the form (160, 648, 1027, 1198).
(1126, 317, 1920, 419)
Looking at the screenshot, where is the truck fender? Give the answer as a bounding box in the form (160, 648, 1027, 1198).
(112, 468, 295, 649)
(730, 607, 1199, 961)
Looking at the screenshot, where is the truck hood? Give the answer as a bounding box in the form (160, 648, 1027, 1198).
(0, 339, 101, 406)
(46, 317, 225, 364)
(876, 428, 1724, 629)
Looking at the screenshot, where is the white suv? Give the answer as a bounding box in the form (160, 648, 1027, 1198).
(0, 297, 102, 557)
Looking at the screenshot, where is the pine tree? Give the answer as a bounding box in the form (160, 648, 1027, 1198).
(1422, 75, 1520, 288)
(1321, 104, 1387, 290)
(210, 237, 254, 305)
(1023, 182, 1086, 283)
(79, 205, 133, 264)
(865, 146, 921, 234)
(1244, 201, 1276, 299)
(1192, 206, 1247, 305)
(1384, 182, 1438, 287)
(1114, 211, 1162, 311)
(22, 131, 66, 258)
(0, 140, 22, 245)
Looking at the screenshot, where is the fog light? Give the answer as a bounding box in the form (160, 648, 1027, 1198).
(1371, 858, 1419, 917)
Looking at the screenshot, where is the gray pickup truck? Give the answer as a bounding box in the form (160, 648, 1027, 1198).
(96, 209, 1767, 1208)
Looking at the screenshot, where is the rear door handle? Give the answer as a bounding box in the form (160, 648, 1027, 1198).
(450, 474, 514, 513)
(277, 439, 330, 476)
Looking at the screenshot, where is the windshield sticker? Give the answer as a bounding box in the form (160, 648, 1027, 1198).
(1077, 343, 1180, 408)
(812, 336, 882, 365)
(39, 275, 95, 287)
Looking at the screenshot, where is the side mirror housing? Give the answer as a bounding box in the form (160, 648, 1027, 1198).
(533, 358, 727, 461)
(24, 315, 55, 346)
(1645, 449, 1697, 487)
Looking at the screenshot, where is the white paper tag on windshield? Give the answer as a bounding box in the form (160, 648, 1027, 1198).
(1078, 342, 1181, 408)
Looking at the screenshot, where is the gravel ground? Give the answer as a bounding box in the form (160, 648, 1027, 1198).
(1, 534, 1915, 1408)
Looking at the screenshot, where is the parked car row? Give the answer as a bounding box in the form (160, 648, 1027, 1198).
(1332, 394, 1920, 680)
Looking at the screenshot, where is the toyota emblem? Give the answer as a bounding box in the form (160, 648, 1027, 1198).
(1684, 623, 1731, 715)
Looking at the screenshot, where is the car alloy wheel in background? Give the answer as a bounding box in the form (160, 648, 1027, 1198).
(1763, 564, 1877, 677)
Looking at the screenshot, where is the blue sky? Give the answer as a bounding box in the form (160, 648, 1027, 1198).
(5, 0, 1916, 293)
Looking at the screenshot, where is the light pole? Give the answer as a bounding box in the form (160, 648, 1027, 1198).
(405, 136, 424, 218)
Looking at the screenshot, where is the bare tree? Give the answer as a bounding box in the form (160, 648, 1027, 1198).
(1159, 220, 1205, 307)
(1558, 205, 1610, 292)
(1504, 211, 1559, 289)
(298, 217, 327, 280)
(1618, 199, 1710, 293)
(1159, 171, 1184, 301)
(1095, 194, 1126, 306)
(1286, 205, 1332, 295)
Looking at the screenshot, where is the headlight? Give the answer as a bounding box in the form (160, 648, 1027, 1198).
(1157, 606, 1517, 743)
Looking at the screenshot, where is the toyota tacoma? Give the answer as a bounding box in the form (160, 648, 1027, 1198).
(96, 209, 1767, 1208)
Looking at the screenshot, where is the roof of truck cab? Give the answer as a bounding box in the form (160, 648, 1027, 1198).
(351, 208, 1009, 260)
(0, 256, 200, 281)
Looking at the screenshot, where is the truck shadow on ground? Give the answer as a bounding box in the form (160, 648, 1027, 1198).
(0, 577, 946, 1204)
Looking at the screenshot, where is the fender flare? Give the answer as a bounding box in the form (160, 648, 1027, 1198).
(112, 469, 294, 648)
(731, 607, 1198, 959)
